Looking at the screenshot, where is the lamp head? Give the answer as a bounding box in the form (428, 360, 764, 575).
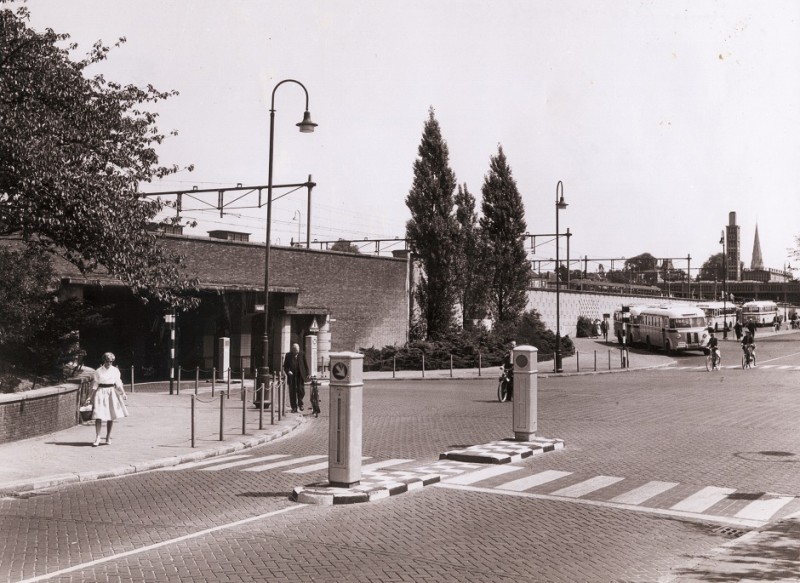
(297, 111, 318, 133)
(556, 195, 568, 210)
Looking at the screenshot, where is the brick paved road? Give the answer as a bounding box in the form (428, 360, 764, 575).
(2, 335, 799, 582)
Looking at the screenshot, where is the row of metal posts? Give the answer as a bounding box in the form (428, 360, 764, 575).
(188, 372, 286, 448)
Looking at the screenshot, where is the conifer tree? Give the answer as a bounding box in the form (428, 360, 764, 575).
(480, 145, 531, 324)
(405, 108, 458, 339)
(453, 183, 487, 328)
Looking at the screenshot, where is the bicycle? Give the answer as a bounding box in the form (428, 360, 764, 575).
(497, 367, 513, 402)
(705, 347, 721, 371)
(309, 376, 321, 418)
(741, 345, 756, 369)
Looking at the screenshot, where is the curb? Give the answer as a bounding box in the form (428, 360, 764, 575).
(291, 473, 441, 505)
(440, 437, 565, 464)
(0, 415, 305, 496)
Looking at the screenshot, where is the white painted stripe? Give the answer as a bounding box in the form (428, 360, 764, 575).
(162, 454, 251, 471)
(200, 454, 289, 471)
(360, 459, 414, 472)
(670, 486, 735, 513)
(735, 496, 794, 521)
(17, 505, 305, 583)
(550, 475, 624, 498)
(242, 454, 327, 472)
(284, 456, 371, 474)
(759, 365, 776, 369)
(777, 365, 793, 370)
(443, 464, 523, 485)
(496, 470, 572, 492)
(610, 481, 678, 505)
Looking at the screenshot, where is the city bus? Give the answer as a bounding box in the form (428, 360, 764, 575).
(741, 300, 778, 327)
(696, 301, 738, 332)
(630, 304, 709, 353)
(613, 305, 650, 345)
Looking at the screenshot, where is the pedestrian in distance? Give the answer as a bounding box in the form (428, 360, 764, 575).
(91, 352, 128, 447)
(283, 343, 309, 413)
(600, 319, 608, 342)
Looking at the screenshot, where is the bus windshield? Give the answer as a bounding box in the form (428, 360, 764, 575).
(669, 317, 706, 328)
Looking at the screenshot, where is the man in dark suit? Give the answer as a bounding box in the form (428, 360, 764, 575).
(283, 343, 308, 413)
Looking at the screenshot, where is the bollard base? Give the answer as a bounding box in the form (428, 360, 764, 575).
(514, 431, 537, 441)
(329, 480, 360, 489)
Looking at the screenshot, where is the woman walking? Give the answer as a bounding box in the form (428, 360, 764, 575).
(91, 352, 128, 446)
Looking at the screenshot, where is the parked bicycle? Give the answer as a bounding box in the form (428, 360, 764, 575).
(309, 376, 321, 418)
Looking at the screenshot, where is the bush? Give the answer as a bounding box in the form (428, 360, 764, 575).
(576, 315, 593, 338)
(360, 310, 574, 371)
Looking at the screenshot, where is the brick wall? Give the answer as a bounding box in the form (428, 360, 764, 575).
(0, 381, 84, 444)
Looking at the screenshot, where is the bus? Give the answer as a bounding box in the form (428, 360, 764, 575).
(741, 300, 778, 327)
(630, 304, 709, 353)
(696, 301, 738, 332)
(613, 305, 651, 345)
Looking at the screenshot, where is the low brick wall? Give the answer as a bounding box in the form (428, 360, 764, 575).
(0, 378, 89, 444)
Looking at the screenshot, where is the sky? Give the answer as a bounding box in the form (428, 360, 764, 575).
(19, 0, 800, 277)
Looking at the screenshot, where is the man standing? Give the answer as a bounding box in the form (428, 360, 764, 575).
(283, 343, 308, 413)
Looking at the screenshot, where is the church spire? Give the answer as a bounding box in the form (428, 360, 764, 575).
(751, 223, 764, 270)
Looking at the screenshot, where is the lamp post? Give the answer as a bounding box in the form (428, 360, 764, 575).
(720, 231, 728, 338)
(555, 180, 568, 373)
(262, 79, 317, 377)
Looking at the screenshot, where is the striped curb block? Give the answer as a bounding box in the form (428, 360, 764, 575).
(439, 437, 565, 464)
(291, 473, 441, 506)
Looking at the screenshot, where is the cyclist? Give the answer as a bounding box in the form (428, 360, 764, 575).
(502, 341, 516, 395)
(741, 328, 756, 366)
(706, 328, 720, 370)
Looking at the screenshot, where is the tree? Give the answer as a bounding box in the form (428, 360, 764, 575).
(480, 145, 530, 324)
(452, 183, 487, 328)
(405, 108, 458, 339)
(698, 253, 725, 281)
(329, 239, 360, 253)
(0, 6, 196, 309)
(624, 253, 658, 285)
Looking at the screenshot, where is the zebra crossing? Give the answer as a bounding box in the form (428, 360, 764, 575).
(434, 463, 800, 528)
(162, 452, 800, 527)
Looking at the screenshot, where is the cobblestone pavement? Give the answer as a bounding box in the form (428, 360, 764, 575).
(2, 334, 800, 582)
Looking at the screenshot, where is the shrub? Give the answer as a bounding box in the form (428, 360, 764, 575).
(576, 315, 593, 338)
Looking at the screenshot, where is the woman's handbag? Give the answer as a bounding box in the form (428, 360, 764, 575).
(79, 399, 93, 422)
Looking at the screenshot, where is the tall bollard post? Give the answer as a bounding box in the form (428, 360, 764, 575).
(219, 392, 224, 441)
(512, 345, 538, 441)
(328, 352, 363, 488)
(191, 395, 196, 448)
(241, 383, 247, 435)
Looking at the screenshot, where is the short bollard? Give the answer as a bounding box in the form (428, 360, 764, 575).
(219, 392, 224, 441)
(512, 345, 538, 441)
(328, 352, 363, 488)
(191, 395, 196, 448)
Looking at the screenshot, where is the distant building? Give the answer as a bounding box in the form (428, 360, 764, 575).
(750, 223, 764, 270)
(725, 212, 742, 281)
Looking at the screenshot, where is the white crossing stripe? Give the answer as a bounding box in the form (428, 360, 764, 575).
(550, 476, 624, 498)
(361, 459, 414, 472)
(200, 454, 289, 471)
(443, 464, 523, 485)
(670, 486, 736, 513)
(735, 496, 794, 521)
(284, 456, 372, 474)
(162, 454, 252, 471)
(242, 454, 328, 472)
(497, 470, 572, 492)
(610, 481, 679, 505)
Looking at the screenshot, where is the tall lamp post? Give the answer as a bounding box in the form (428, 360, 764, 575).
(555, 181, 568, 373)
(262, 79, 317, 378)
(720, 230, 728, 338)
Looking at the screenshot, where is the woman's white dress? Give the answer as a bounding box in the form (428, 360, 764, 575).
(92, 365, 129, 421)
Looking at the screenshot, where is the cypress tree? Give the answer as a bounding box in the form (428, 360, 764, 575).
(480, 145, 531, 324)
(405, 108, 458, 339)
(453, 183, 488, 328)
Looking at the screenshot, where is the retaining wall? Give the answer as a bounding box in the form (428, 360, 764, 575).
(0, 379, 86, 444)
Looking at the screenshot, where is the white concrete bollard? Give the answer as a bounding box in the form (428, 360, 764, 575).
(512, 345, 538, 441)
(328, 352, 363, 488)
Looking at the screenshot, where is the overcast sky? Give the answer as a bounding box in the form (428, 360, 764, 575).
(21, 0, 800, 276)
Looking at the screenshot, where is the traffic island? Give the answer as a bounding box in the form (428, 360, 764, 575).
(439, 437, 565, 464)
(291, 470, 441, 505)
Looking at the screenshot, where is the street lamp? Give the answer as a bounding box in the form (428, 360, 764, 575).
(262, 79, 317, 377)
(720, 230, 728, 338)
(555, 180, 568, 373)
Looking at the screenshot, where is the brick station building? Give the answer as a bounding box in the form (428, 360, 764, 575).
(50, 229, 411, 378)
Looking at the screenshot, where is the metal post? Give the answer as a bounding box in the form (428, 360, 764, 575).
(242, 383, 247, 435)
(227, 369, 231, 399)
(393, 355, 396, 378)
(576, 351, 580, 373)
(450, 354, 453, 377)
(219, 392, 224, 441)
(259, 377, 264, 430)
(422, 353, 425, 378)
(130, 366, 135, 394)
(194, 366, 199, 395)
(479, 353, 482, 376)
(177, 366, 181, 395)
(212, 368, 216, 397)
(191, 395, 195, 448)
(555, 180, 567, 373)
(594, 350, 597, 372)
(168, 313, 176, 395)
